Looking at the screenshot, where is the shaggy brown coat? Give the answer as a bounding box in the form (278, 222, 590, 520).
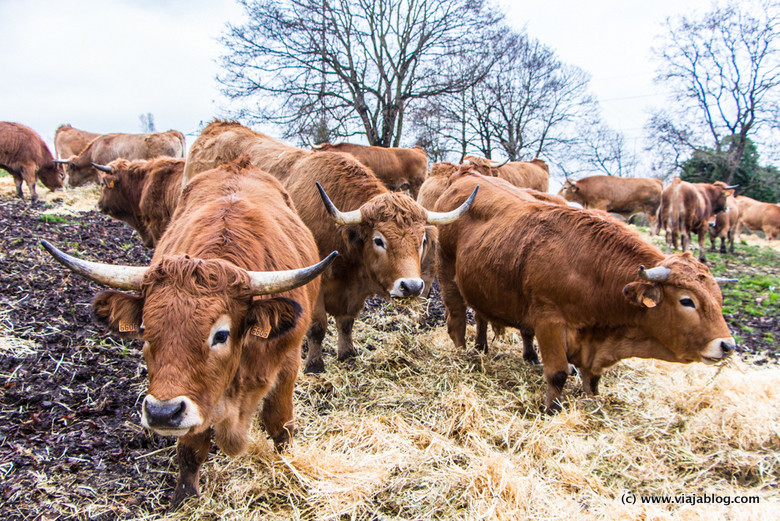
(97, 157, 184, 247)
(0, 121, 63, 201)
(185, 121, 435, 373)
(436, 172, 734, 413)
(558, 175, 663, 232)
(64, 130, 186, 187)
(54, 124, 101, 159)
(312, 142, 429, 199)
(90, 157, 322, 508)
(463, 155, 549, 192)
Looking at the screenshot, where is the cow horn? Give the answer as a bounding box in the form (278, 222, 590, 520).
(638, 265, 671, 283)
(247, 251, 339, 296)
(426, 186, 478, 225)
(91, 162, 112, 173)
(714, 277, 738, 285)
(309, 139, 325, 150)
(489, 158, 509, 168)
(52, 159, 72, 165)
(724, 184, 739, 190)
(41, 240, 146, 290)
(316, 182, 363, 225)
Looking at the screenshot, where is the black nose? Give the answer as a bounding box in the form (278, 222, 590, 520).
(399, 279, 424, 297)
(144, 398, 186, 428)
(721, 340, 735, 357)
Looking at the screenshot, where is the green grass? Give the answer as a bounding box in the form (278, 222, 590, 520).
(39, 214, 68, 224)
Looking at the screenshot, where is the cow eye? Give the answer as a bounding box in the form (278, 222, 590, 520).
(212, 330, 230, 345)
(680, 297, 695, 309)
(373, 236, 385, 249)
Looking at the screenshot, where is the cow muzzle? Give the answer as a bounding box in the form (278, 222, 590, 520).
(390, 278, 425, 298)
(700, 337, 737, 363)
(141, 394, 203, 436)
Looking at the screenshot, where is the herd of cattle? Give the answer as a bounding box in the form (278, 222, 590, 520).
(1, 119, 778, 508)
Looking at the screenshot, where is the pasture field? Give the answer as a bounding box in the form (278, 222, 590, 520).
(1, 183, 779, 520)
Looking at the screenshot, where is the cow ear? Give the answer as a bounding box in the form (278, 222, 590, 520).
(243, 297, 303, 343)
(623, 281, 663, 308)
(92, 290, 144, 338)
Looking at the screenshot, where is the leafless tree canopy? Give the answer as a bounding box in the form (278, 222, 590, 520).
(219, 0, 505, 147)
(648, 0, 780, 181)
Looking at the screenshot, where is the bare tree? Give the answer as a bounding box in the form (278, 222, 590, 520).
(139, 113, 156, 133)
(648, 0, 780, 182)
(219, 0, 506, 147)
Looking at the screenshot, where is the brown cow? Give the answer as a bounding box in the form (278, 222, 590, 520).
(708, 195, 740, 254)
(734, 195, 780, 240)
(42, 157, 337, 509)
(463, 155, 549, 192)
(435, 171, 736, 413)
(311, 141, 429, 199)
(54, 124, 101, 160)
(56, 130, 186, 187)
(0, 121, 64, 202)
(94, 157, 185, 247)
(558, 175, 663, 233)
(659, 177, 737, 262)
(184, 120, 475, 373)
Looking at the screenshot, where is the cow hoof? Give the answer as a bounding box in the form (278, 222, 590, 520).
(303, 359, 325, 374)
(543, 402, 563, 415)
(337, 349, 357, 362)
(523, 352, 540, 365)
(475, 343, 489, 354)
(168, 483, 198, 512)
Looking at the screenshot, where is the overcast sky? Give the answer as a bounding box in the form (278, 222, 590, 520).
(1, 0, 712, 164)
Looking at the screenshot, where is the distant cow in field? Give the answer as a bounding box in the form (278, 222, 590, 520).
(435, 171, 736, 413)
(42, 157, 337, 509)
(311, 141, 428, 199)
(708, 195, 740, 254)
(184, 120, 475, 373)
(94, 157, 185, 247)
(558, 175, 663, 233)
(0, 121, 64, 202)
(463, 155, 549, 193)
(54, 124, 101, 160)
(734, 195, 780, 240)
(659, 177, 737, 262)
(55, 130, 186, 187)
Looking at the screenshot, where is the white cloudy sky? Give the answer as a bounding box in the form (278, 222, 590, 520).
(1, 0, 712, 162)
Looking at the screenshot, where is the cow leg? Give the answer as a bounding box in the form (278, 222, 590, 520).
(696, 228, 707, 262)
(262, 353, 299, 450)
(21, 163, 38, 203)
(519, 324, 539, 364)
(534, 321, 570, 414)
(170, 429, 212, 511)
(474, 313, 489, 353)
(303, 296, 328, 374)
(579, 367, 601, 395)
(336, 317, 356, 361)
(13, 173, 24, 199)
(439, 255, 467, 349)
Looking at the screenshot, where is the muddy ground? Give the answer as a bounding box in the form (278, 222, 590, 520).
(0, 193, 778, 520)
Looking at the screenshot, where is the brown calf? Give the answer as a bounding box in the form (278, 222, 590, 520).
(0, 121, 63, 202)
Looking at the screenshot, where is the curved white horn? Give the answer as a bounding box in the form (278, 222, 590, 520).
(489, 158, 509, 168)
(714, 277, 738, 285)
(309, 139, 325, 150)
(638, 265, 671, 283)
(426, 186, 478, 225)
(91, 162, 112, 173)
(248, 251, 339, 295)
(41, 240, 146, 290)
(316, 182, 363, 225)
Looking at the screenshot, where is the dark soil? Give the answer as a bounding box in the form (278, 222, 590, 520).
(1, 194, 777, 520)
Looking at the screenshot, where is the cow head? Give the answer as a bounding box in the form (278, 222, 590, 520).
(38, 162, 64, 191)
(710, 182, 739, 214)
(41, 241, 336, 444)
(317, 183, 476, 298)
(557, 180, 581, 203)
(462, 156, 503, 178)
(96, 161, 155, 248)
(55, 155, 99, 187)
(622, 252, 736, 364)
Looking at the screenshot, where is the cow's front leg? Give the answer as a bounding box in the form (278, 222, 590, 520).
(534, 321, 570, 414)
(21, 163, 38, 202)
(474, 313, 489, 353)
(262, 352, 299, 450)
(578, 366, 601, 396)
(170, 428, 212, 511)
(304, 295, 328, 373)
(336, 316, 356, 361)
(519, 324, 539, 364)
(438, 252, 467, 349)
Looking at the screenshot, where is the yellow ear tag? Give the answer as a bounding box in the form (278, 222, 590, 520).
(642, 297, 657, 308)
(118, 321, 139, 333)
(251, 324, 271, 338)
